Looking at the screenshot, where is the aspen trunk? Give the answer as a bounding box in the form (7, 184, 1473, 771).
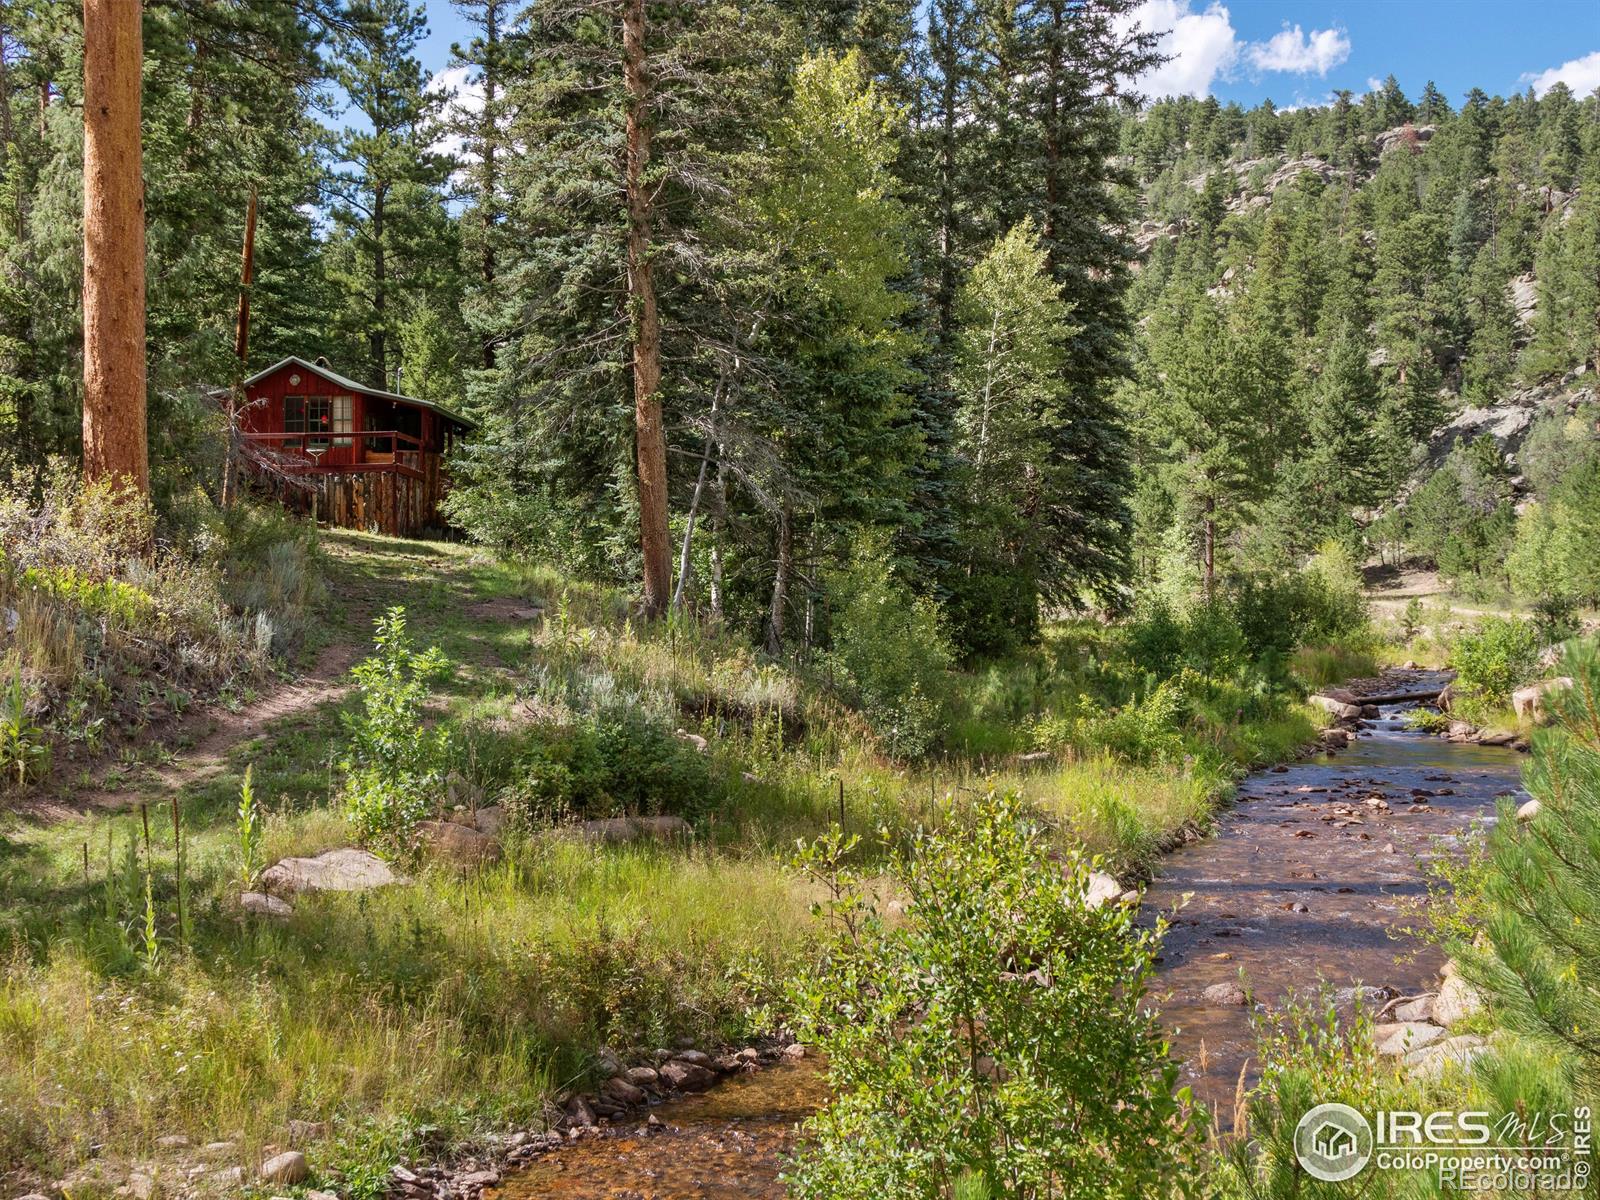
(765, 505, 792, 656)
(708, 453, 726, 623)
(624, 0, 671, 620)
(82, 0, 147, 492)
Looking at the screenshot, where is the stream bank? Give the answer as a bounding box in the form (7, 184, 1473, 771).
(483, 669, 1524, 1197)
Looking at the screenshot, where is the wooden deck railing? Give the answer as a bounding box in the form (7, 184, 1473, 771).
(242, 431, 426, 477)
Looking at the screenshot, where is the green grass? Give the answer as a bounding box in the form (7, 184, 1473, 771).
(0, 530, 1345, 1186)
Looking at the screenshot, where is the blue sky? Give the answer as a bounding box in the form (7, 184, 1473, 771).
(407, 0, 1600, 124)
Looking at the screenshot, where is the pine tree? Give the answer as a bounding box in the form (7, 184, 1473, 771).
(1467, 642, 1600, 1078)
(324, 0, 453, 391)
(1148, 291, 1271, 597)
(476, 0, 789, 608)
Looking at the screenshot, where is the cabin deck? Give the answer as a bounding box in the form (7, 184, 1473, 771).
(242, 431, 449, 537)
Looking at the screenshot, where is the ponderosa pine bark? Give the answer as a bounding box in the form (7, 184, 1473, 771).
(623, 0, 671, 620)
(81, 0, 147, 492)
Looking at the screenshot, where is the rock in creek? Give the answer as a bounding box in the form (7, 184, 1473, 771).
(1310, 694, 1363, 721)
(1391, 993, 1437, 1023)
(602, 1076, 647, 1106)
(660, 1059, 718, 1092)
(1202, 982, 1249, 1007)
(1432, 972, 1486, 1027)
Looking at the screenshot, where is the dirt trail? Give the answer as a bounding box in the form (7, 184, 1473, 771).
(24, 633, 361, 824)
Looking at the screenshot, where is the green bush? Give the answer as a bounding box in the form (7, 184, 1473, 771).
(784, 793, 1199, 1199)
(341, 607, 452, 850)
(1448, 616, 1540, 708)
(823, 537, 953, 759)
(501, 705, 714, 826)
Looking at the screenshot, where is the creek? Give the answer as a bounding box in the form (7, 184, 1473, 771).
(490, 670, 1526, 1198)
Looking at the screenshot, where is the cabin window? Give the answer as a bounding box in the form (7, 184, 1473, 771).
(331, 395, 353, 446)
(283, 395, 351, 448)
(284, 395, 329, 443)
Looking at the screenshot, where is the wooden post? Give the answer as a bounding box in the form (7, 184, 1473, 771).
(81, 0, 148, 493)
(222, 184, 258, 509)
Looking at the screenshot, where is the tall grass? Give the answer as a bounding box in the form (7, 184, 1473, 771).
(0, 806, 807, 1175)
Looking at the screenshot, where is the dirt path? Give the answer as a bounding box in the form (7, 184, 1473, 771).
(1364, 566, 1523, 623)
(25, 638, 362, 823)
(15, 531, 539, 826)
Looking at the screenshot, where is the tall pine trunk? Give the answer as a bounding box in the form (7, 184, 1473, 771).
(81, 0, 147, 492)
(370, 183, 388, 390)
(478, 0, 500, 371)
(624, 0, 671, 619)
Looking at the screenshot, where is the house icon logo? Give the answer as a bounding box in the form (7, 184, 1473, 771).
(1294, 1103, 1374, 1181)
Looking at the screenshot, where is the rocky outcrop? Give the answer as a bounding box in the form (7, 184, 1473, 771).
(1373, 123, 1436, 156)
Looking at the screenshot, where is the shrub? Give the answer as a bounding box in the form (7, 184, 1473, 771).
(0, 664, 49, 788)
(500, 706, 714, 826)
(783, 793, 1199, 1199)
(822, 537, 953, 759)
(341, 607, 452, 850)
(1448, 616, 1540, 708)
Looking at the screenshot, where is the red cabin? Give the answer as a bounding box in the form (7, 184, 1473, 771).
(237, 356, 475, 537)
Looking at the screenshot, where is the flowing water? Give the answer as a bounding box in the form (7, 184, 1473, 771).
(1141, 670, 1525, 1113)
(492, 670, 1527, 1197)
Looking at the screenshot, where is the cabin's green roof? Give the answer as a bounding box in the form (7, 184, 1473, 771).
(244, 356, 478, 431)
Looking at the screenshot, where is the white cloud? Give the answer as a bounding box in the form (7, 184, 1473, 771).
(1246, 24, 1351, 77)
(1122, 2, 1354, 99)
(1366, 77, 1384, 93)
(425, 65, 484, 163)
(1122, 0, 1239, 99)
(1521, 50, 1600, 98)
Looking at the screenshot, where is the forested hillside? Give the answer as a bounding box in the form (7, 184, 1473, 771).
(1120, 83, 1600, 615)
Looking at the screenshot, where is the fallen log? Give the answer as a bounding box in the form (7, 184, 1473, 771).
(1350, 688, 1445, 706)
